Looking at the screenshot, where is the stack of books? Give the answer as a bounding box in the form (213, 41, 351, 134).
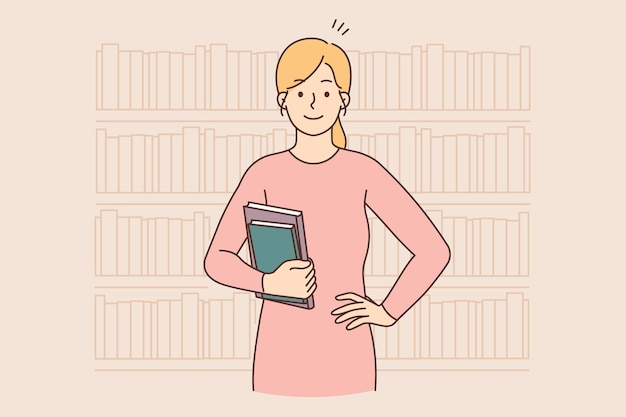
(244, 202, 314, 309)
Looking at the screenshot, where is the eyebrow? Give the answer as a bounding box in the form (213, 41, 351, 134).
(321, 79, 333, 83)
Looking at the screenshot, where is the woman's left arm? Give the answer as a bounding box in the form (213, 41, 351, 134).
(332, 155, 450, 328)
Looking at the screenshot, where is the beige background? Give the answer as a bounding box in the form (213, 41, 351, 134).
(1, 0, 624, 415)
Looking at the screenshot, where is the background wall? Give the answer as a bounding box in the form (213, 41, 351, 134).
(1, 0, 624, 415)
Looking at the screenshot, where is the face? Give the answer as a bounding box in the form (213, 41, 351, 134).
(279, 63, 349, 136)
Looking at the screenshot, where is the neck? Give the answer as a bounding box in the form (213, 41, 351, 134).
(289, 129, 338, 163)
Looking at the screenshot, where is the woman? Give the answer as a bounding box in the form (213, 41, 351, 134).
(204, 38, 450, 397)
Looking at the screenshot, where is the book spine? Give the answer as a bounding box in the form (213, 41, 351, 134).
(399, 53, 411, 110)
(493, 219, 507, 276)
(430, 301, 442, 358)
(398, 303, 415, 358)
(193, 46, 205, 109)
(455, 51, 468, 110)
(520, 46, 531, 109)
(130, 300, 143, 359)
(104, 302, 117, 358)
(171, 134, 183, 193)
(443, 50, 455, 110)
(105, 135, 118, 193)
(482, 300, 495, 358)
(481, 52, 494, 110)
(183, 52, 195, 109)
(182, 293, 199, 359)
(204, 49, 211, 109)
(457, 134, 470, 192)
(131, 135, 145, 192)
(386, 52, 399, 110)
(399, 127, 416, 193)
(483, 133, 496, 192)
(96, 129, 106, 193)
(181, 219, 194, 276)
(265, 52, 278, 110)
(169, 218, 182, 276)
(130, 50, 143, 109)
(519, 212, 529, 275)
(441, 301, 455, 358)
(118, 135, 132, 193)
(227, 50, 239, 110)
(155, 218, 169, 276)
(211, 44, 227, 109)
(239, 51, 251, 110)
(496, 133, 508, 192)
(443, 135, 457, 192)
(158, 134, 171, 192)
(421, 129, 431, 192)
(419, 294, 430, 358)
(144, 302, 152, 358)
(494, 299, 507, 358)
(411, 46, 422, 109)
(507, 292, 524, 358)
(183, 127, 200, 192)
(102, 44, 118, 109)
(170, 52, 183, 110)
(454, 217, 467, 276)
(117, 302, 130, 359)
(234, 292, 251, 358)
(468, 301, 476, 357)
(95, 295, 105, 358)
(456, 300, 469, 358)
(194, 212, 204, 276)
(427, 44, 443, 110)
(347, 51, 360, 110)
(494, 52, 508, 109)
(117, 216, 129, 276)
(227, 135, 240, 192)
(170, 299, 182, 359)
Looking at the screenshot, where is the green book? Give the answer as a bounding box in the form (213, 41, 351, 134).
(247, 220, 305, 304)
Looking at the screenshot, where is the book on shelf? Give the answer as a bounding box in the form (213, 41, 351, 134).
(244, 202, 314, 309)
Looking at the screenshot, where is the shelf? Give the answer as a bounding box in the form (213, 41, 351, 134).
(94, 358, 528, 372)
(95, 358, 252, 371)
(377, 358, 529, 371)
(95, 192, 531, 207)
(95, 109, 531, 124)
(94, 275, 530, 290)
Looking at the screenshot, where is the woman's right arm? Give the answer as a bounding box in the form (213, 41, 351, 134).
(204, 162, 266, 293)
(204, 159, 317, 298)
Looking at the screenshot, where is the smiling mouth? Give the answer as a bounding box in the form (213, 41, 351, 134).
(303, 115, 323, 120)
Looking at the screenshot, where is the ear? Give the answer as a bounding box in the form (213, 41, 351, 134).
(277, 92, 287, 110)
(339, 92, 350, 110)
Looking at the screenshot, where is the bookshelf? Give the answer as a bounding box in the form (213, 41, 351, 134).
(94, 42, 531, 372)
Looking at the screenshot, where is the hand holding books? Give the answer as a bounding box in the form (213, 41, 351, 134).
(244, 202, 315, 309)
(262, 259, 317, 300)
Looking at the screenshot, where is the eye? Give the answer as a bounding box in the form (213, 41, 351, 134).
(324, 91, 330, 97)
(298, 91, 303, 98)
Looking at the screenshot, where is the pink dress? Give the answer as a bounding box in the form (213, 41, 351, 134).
(204, 148, 450, 397)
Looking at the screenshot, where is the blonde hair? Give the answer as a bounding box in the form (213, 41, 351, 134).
(276, 38, 351, 149)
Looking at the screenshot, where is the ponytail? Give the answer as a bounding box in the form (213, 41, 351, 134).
(331, 118, 346, 149)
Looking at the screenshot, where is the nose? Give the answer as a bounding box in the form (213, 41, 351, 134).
(310, 92, 316, 109)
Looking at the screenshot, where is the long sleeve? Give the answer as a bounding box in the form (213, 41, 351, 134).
(364, 156, 450, 321)
(204, 160, 267, 293)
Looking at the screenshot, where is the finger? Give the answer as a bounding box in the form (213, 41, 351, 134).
(335, 292, 366, 303)
(330, 301, 365, 316)
(305, 282, 317, 297)
(305, 275, 316, 290)
(288, 259, 312, 270)
(346, 316, 372, 330)
(334, 308, 369, 324)
(305, 267, 315, 280)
